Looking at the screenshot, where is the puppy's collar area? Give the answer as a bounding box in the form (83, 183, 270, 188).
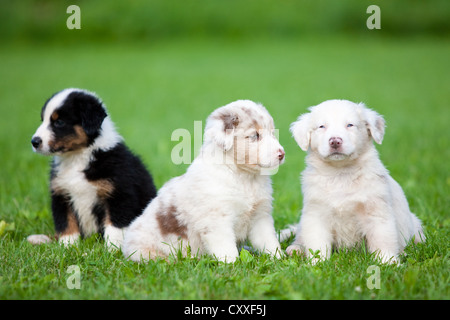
(91, 116, 123, 152)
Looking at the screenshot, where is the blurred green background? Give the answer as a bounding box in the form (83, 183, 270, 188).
(1, 0, 449, 43)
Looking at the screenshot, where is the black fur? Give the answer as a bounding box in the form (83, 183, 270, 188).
(50, 142, 157, 237)
(35, 89, 157, 241)
(84, 143, 157, 229)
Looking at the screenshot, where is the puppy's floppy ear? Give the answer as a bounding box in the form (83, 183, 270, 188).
(205, 109, 239, 151)
(290, 113, 312, 151)
(73, 92, 107, 136)
(358, 103, 385, 144)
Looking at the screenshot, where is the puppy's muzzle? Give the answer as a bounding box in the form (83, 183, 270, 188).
(329, 137, 343, 149)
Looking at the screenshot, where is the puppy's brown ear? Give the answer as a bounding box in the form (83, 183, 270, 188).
(358, 103, 385, 144)
(290, 113, 311, 151)
(205, 109, 239, 151)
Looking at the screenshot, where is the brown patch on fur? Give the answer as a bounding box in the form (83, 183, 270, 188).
(252, 120, 262, 131)
(49, 125, 89, 152)
(156, 205, 187, 239)
(220, 112, 240, 131)
(91, 179, 115, 199)
(58, 208, 80, 238)
(354, 202, 366, 214)
(51, 111, 59, 121)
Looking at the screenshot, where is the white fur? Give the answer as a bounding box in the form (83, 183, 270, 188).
(286, 100, 425, 264)
(49, 116, 122, 242)
(104, 225, 127, 250)
(59, 233, 81, 246)
(27, 234, 52, 245)
(32, 89, 74, 155)
(51, 150, 99, 238)
(123, 100, 284, 263)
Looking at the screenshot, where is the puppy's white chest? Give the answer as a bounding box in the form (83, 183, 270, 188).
(52, 154, 99, 235)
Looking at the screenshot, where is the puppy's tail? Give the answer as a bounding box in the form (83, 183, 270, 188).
(278, 225, 297, 242)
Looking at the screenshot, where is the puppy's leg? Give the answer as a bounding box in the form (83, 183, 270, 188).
(102, 214, 127, 250)
(52, 194, 81, 246)
(286, 211, 332, 263)
(201, 222, 239, 263)
(364, 215, 400, 264)
(248, 209, 282, 258)
(104, 224, 126, 251)
(122, 217, 166, 262)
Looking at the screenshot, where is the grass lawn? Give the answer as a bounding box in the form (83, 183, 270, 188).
(0, 36, 449, 299)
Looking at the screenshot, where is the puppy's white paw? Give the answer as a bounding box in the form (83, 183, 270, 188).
(286, 244, 302, 256)
(59, 233, 80, 246)
(27, 234, 52, 245)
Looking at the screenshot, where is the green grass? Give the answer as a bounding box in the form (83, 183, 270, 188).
(0, 36, 449, 299)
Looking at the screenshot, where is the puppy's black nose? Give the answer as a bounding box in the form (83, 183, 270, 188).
(31, 136, 42, 149)
(329, 137, 343, 149)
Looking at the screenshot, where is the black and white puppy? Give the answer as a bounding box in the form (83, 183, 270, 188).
(28, 88, 157, 249)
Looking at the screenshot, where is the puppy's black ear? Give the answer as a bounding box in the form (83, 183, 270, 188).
(72, 91, 107, 137)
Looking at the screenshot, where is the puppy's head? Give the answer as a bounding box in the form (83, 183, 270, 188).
(290, 100, 385, 162)
(204, 100, 285, 172)
(31, 88, 107, 155)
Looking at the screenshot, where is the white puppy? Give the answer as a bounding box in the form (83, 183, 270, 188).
(286, 100, 425, 264)
(123, 100, 285, 263)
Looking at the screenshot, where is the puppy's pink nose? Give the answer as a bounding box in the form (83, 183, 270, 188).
(278, 149, 285, 161)
(329, 137, 343, 149)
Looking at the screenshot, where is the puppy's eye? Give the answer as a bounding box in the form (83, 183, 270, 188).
(318, 125, 326, 129)
(54, 119, 66, 128)
(247, 132, 260, 141)
(347, 123, 354, 128)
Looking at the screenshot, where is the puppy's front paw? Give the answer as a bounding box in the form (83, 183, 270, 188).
(217, 254, 238, 263)
(286, 244, 302, 256)
(273, 248, 285, 259)
(58, 233, 80, 246)
(377, 252, 400, 265)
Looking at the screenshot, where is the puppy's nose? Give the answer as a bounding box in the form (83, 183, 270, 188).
(278, 148, 285, 161)
(329, 137, 343, 149)
(31, 136, 42, 149)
